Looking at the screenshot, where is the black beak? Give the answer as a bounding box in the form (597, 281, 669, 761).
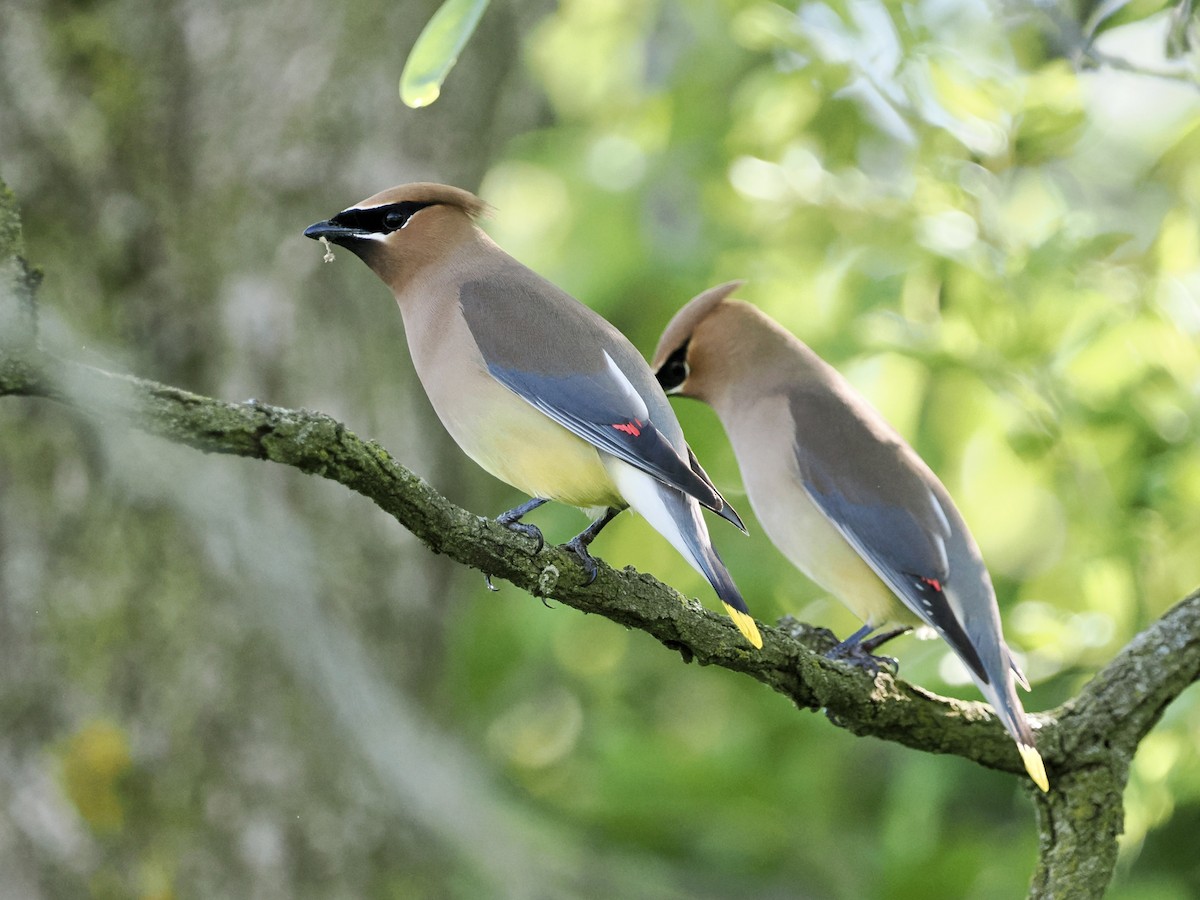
(303, 220, 369, 244)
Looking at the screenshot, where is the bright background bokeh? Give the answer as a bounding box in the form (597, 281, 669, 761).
(1, 0, 1198, 896)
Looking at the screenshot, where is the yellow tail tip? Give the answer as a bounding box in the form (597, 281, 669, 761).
(1019, 744, 1050, 793)
(723, 604, 763, 649)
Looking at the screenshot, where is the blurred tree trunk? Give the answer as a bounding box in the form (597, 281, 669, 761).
(0, 2, 565, 893)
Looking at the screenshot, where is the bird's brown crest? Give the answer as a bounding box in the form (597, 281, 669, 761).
(353, 182, 490, 218)
(651, 280, 744, 371)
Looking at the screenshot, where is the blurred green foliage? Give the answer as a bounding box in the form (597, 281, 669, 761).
(2, 0, 1199, 897)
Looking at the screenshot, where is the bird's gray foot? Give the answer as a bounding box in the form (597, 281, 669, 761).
(861, 626, 911, 655)
(496, 497, 549, 554)
(827, 624, 911, 676)
(564, 535, 600, 584)
(562, 507, 621, 585)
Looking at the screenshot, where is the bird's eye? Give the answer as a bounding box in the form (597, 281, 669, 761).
(656, 345, 690, 394)
(383, 210, 409, 232)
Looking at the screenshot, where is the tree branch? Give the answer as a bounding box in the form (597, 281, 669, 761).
(3, 349, 1197, 774)
(1026, 589, 1200, 898)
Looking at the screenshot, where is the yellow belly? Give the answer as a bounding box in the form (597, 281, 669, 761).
(435, 377, 625, 510)
(754, 484, 914, 627)
(471, 406, 625, 509)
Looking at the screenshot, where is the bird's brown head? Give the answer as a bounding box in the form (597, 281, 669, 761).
(304, 182, 488, 284)
(652, 281, 747, 401)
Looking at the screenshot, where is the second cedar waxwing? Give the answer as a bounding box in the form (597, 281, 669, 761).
(303, 184, 761, 648)
(652, 282, 1048, 791)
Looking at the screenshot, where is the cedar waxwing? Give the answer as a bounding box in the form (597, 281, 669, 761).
(652, 282, 1048, 791)
(303, 184, 761, 648)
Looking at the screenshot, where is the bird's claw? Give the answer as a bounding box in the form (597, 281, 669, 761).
(824, 624, 909, 676)
(826, 641, 900, 677)
(496, 517, 544, 554)
(563, 536, 600, 584)
(494, 498, 549, 554)
(559, 507, 618, 585)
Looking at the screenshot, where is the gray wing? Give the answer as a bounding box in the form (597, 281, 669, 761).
(790, 386, 989, 681)
(459, 273, 734, 518)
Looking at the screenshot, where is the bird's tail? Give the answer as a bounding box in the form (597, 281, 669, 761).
(976, 649, 1048, 793)
(692, 532, 762, 650)
(607, 460, 762, 648)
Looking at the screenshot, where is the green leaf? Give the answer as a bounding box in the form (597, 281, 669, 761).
(1083, 0, 1136, 40)
(400, 0, 490, 109)
(1166, 0, 1195, 57)
(1084, 0, 1173, 40)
